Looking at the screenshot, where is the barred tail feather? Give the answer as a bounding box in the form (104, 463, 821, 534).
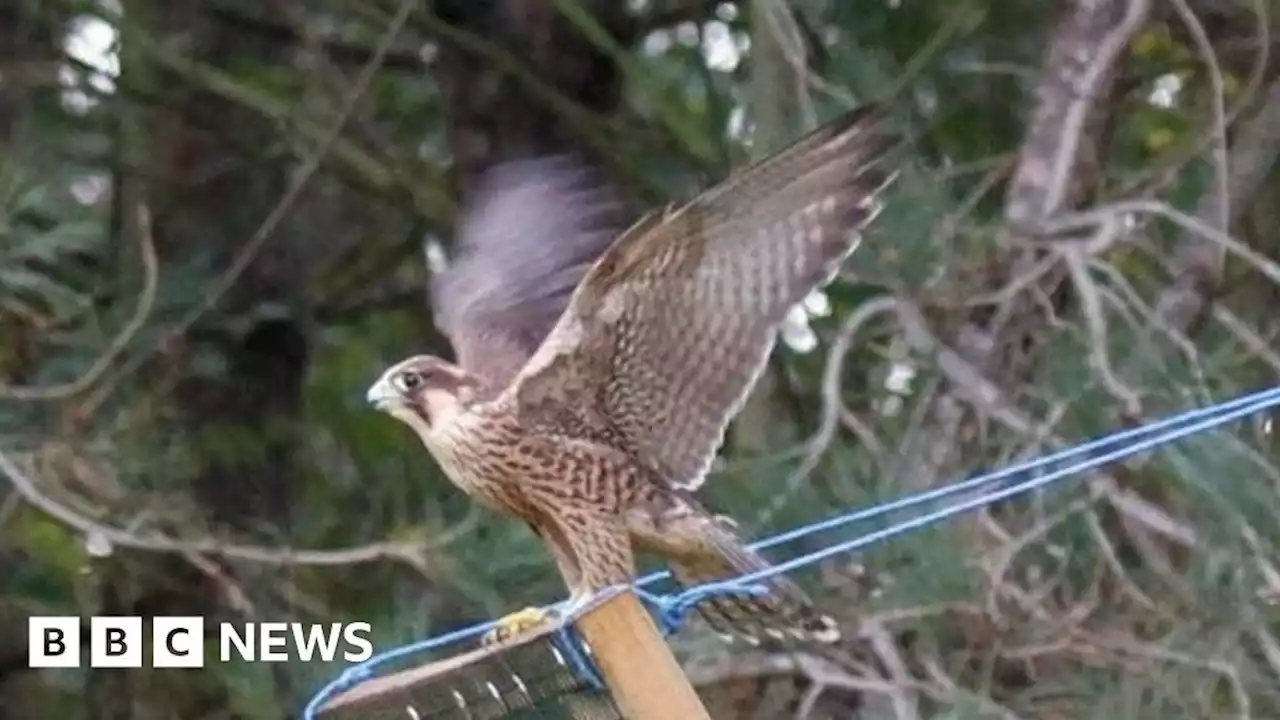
(668, 527, 841, 645)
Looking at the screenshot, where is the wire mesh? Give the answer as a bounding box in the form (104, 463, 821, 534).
(317, 624, 621, 720)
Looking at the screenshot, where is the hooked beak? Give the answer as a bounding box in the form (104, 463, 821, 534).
(365, 376, 402, 411)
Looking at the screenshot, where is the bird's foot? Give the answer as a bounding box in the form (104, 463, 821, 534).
(482, 606, 558, 646)
(480, 591, 600, 646)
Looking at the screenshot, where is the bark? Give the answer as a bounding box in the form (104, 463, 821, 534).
(899, 0, 1150, 488)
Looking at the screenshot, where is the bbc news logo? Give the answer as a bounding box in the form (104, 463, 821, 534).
(29, 617, 373, 668)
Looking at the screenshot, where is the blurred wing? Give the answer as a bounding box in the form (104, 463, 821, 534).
(510, 106, 901, 490)
(432, 156, 624, 390)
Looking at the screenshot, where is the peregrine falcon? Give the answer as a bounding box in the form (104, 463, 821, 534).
(366, 106, 900, 645)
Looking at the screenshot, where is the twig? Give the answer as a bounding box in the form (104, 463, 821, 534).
(1060, 242, 1142, 414)
(862, 619, 919, 719)
(1212, 306, 1280, 374)
(918, 657, 1024, 720)
(1167, 0, 1230, 234)
(0, 447, 463, 566)
(896, 298, 1031, 434)
(0, 204, 158, 401)
(983, 495, 1098, 621)
(1088, 257, 1210, 397)
(1115, 0, 1269, 200)
(1082, 508, 1161, 611)
(1039, 199, 1280, 288)
(1091, 635, 1251, 719)
(753, 295, 899, 527)
(683, 648, 894, 693)
(183, 551, 255, 613)
(1044, 77, 1280, 390)
(79, 0, 418, 416)
(836, 404, 887, 468)
(1251, 624, 1280, 682)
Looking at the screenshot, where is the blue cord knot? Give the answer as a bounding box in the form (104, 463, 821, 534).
(637, 581, 770, 635)
(552, 626, 606, 691)
(335, 664, 374, 689)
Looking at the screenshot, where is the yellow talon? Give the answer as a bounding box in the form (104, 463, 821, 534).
(482, 606, 555, 645)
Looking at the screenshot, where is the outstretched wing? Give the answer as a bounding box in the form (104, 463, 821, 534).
(431, 156, 625, 392)
(510, 105, 901, 490)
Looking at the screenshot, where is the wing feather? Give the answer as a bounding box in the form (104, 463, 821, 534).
(510, 105, 902, 490)
(431, 156, 625, 392)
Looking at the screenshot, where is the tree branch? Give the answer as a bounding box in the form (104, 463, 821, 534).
(0, 447, 467, 567)
(900, 0, 1152, 491)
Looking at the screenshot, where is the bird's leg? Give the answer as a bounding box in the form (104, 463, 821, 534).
(482, 513, 632, 645)
(483, 527, 583, 646)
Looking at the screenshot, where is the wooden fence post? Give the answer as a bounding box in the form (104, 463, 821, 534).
(574, 590, 711, 720)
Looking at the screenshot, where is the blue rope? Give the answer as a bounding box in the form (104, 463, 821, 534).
(552, 625, 607, 691)
(300, 616, 502, 718)
(634, 384, 1280, 587)
(302, 386, 1280, 718)
(634, 583, 771, 636)
(653, 386, 1280, 606)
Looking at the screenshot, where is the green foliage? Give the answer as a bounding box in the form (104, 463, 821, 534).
(1, 0, 1279, 718)
(0, 168, 102, 335)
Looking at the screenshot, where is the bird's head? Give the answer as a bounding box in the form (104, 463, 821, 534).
(365, 355, 484, 440)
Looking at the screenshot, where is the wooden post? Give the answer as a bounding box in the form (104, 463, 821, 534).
(574, 590, 711, 720)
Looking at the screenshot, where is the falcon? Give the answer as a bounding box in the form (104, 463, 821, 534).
(366, 105, 900, 645)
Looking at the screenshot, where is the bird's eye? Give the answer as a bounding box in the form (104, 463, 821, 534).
(395, 372, 424, 392)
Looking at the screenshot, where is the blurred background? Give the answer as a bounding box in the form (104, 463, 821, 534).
(2, 0, 1279, 717)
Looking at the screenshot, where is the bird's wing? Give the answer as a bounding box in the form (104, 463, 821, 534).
(510, 105, 901, 490)
(431, 156, 625, 392)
